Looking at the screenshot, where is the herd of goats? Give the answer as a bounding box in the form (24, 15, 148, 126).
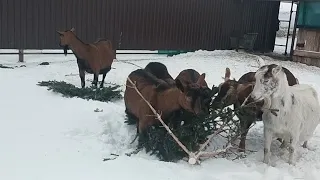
(56, 28, 320, 165)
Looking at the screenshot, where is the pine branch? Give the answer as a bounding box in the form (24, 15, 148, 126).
(197, 144, 233, 158)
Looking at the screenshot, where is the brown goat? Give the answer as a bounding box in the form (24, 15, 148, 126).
(56, 28, 115, 88)
(124, 68, 206, 134)
(142, 62, 176, 91)
(143, 62, 212, 114)
(175, 69, 213, 113)
(144, 62, 176, 87)
(212, 65, 298, 152)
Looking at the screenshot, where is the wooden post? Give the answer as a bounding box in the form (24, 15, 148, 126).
(284, 1, 294, 56)
(290, 2, 300, 59)
(18, 49, 24, 62)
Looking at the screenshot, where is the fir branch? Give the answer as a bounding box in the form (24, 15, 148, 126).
(37, 80, 123, 102)
(197, 144, 233, 158)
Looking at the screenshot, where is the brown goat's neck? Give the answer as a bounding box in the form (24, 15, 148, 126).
(236, 83, 254, 104)
(156, 88, 181, 114)
(68, 35, 90, 59)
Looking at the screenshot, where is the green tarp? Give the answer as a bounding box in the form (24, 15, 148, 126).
(297, 2, 320, 29)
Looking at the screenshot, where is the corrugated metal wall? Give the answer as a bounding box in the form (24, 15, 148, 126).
(0, 0, 280, 52)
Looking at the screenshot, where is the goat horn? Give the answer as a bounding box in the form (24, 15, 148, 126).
(224, 67, 231, 81)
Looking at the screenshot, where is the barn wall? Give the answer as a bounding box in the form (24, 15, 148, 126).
(0, 0, 280, 52)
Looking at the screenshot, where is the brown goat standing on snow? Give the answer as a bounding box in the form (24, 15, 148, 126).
(56, 28, 115, 88)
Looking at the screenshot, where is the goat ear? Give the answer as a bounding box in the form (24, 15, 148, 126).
(70, 27, 75, 32)
(272, 65, 282, 75)
(224, 67, 231, 81)
(56, 30, 63, 35)
(196, 73, 206, 86)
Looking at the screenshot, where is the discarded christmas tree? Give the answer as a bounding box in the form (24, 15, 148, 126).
(37, 80, 123, 102)
(125, 85, 250, 162)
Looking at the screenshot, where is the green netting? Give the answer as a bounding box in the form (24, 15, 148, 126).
(297, 2, 320, 29)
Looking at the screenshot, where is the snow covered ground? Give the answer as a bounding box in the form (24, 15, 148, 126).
(1, 50, 320, 180)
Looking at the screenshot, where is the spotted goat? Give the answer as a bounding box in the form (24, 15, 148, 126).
(251, 64, 320, 165)
(212, 66, 298, 152)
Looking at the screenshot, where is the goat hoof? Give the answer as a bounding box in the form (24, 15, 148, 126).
(302, 141, 308, 148)
(238, 148, 245, 153)
(263, 156, 270, 165)
(263, 159, 270, 165)
(288, 159, 296, 165)
(280, 143, 286, 149)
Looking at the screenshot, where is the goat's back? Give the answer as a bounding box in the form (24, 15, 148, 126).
(144, 62, 173, 80)
(144, 62, 176, 86)
(292, 84, 320, 142)
(238, 72, 255, 84)
(91, 40, 115, 68)
(265, 84, 320, 144)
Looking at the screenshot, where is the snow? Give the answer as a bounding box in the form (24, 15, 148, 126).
(274, 2, 298, 55)
(274, 36, 296, 55)
(1, 50, 320, 180)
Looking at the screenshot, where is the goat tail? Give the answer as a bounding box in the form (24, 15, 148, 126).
(118, 32, 123, 50)
(110, 32, 122, 61)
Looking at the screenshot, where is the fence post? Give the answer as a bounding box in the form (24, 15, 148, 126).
(18, 49, 24, 62)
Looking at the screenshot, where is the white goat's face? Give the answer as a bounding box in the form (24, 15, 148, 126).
(251, 64, 282, 101)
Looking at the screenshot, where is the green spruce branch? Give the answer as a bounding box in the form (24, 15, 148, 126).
(37, 80, 123, 102)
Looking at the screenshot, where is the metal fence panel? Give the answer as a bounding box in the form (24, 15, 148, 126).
(0, 0, 280, 52)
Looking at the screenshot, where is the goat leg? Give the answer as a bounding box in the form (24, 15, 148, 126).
(263, 129, 273, 165)
(279, 138, 288, 149)
(302, 141, 308, 148)
(92, 73, 99, 87)
(100, 66, 111, 88)
(238, 118, 253, 152)
(288, 137, 298, 165)
(100, 72, 107, 88)
(79, 69, 85, 88)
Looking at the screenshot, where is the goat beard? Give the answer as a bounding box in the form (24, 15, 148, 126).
(62, 45, 69, 56)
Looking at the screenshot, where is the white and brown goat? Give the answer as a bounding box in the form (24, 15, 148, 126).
(251, 64, 320, 165)
(212, 66, 298, 152)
